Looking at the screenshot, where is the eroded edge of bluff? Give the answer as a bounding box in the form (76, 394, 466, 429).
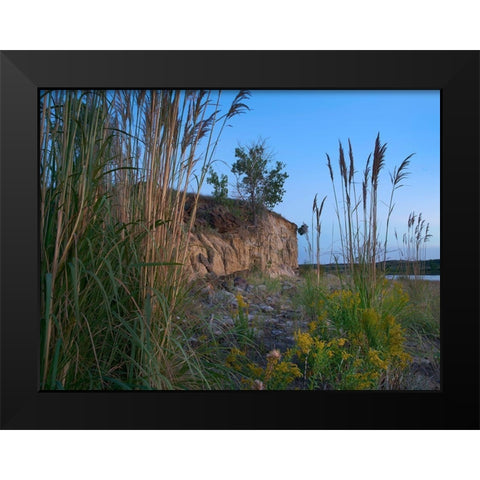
(184, 195, 298, 279)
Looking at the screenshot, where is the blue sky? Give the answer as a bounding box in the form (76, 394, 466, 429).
(200, 90, 440, 264)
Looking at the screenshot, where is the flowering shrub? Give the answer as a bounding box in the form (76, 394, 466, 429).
(290, 282, 411, 390)
(231, 293, 255, 344)
(226, 347, 301, 390)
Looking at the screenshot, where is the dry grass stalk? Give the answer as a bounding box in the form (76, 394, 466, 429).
(40, 89, 250, 389)
(312, 194, 327, 283)
(397, 211, 432, 276)
(325, 133, 413, 301)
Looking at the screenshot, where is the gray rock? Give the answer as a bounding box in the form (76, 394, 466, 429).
(233, 276, 249, 290)
(260, 304, 274, 312)
(214, 290, 237, 306)
(219, 316, 235, 327)
(215, 289, 235, 299)
(264, 317, 280, 325)
(252, 328, 265, 338)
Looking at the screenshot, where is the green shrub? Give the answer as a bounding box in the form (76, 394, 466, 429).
(225, 347, 301, 390)
(291, 280, 411, 390)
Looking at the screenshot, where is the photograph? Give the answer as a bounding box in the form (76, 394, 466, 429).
(2, 50, 478, 429)
(40, 88, 440, 391)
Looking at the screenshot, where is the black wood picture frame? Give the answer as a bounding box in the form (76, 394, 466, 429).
(1, 51, 478, 429)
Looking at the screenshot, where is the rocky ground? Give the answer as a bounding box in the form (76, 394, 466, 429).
(207, 275, 306, 352)
(400, 279, 441, 390)
(190, 273, 440, 390)
(407, 349, 440, 390)
(403, 329, 440, 390)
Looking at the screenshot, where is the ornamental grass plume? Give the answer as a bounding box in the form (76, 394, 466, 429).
(40, 89, 250, 390)
(325, 133, 413, 303)
(312, 193, 327, 284)
(397, 211, 432, 277)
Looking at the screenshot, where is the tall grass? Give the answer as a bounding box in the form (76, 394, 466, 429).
(396, 211, 432, 277)
(312, 194, 327, 283)
(40, 89, 249, 389)
(289, 134, 416, 389)
(326, 134, 413, 303)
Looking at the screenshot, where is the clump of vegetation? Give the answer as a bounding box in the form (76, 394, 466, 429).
(298, 196, 327, 279)
(226, 347, 301, 390)
(396, 211, 432, 277)
(206, 167, 229, 205)
(291, 273, 411, 389)
(325, 134, 413, 300)
(231, 293, 255, 345)
(40, 89, 250, 390)
(207, 138, 288, 225)
(220, 132, 437, 391)
(286, 134, 426, 389)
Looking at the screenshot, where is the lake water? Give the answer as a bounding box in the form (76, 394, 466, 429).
(385, 275, 440, 282)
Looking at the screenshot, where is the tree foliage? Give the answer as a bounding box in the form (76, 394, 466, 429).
(206, 168, 229, 204)
(231, 139, 288, 224)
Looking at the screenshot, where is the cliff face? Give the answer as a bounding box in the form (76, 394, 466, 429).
(185, 197, 298, 278)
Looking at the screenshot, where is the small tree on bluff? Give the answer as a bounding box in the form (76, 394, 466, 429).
(206, 168, 229, 204)
(231, 139, 288, 224)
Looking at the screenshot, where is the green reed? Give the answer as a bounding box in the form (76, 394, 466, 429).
(40, 89, 249, 389)
(326, 134, 413, 303)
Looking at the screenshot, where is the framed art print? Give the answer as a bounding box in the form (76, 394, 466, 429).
(1, 51, 478, 429)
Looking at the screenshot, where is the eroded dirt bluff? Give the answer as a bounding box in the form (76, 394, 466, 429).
(184, 195, 298, 278)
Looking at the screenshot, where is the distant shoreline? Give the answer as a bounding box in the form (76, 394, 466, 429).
(299, 259, 440, 276)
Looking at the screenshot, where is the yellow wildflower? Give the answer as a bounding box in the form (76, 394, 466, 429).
(247, 363, 264, 378)
(295, 331, 314, 355)
(275, 361, 302, 380)
(236, 293, 248, 309)
(308, 321, 317, 332)
(341, 351, 351, 361)
(368, 349, 388, 370)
